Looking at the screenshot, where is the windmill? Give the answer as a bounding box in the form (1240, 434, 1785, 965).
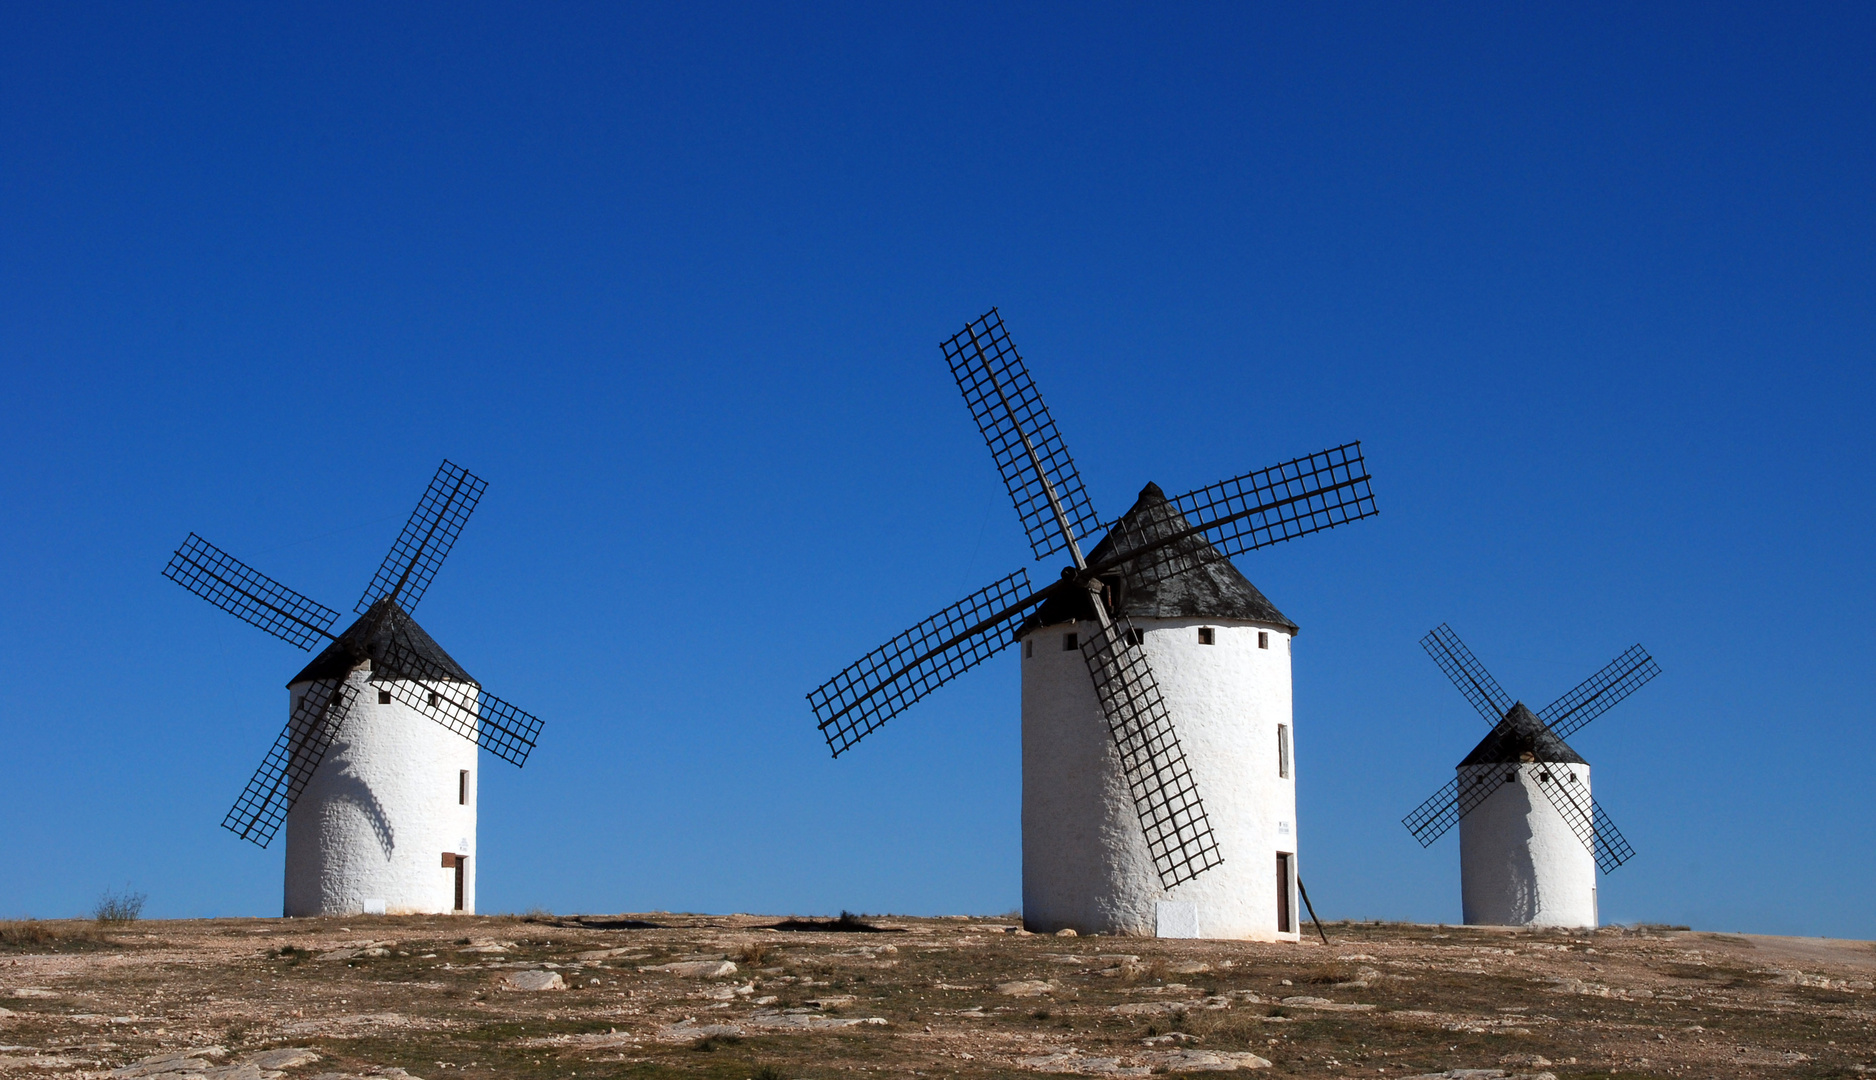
(1402, 623, 1658, 927)
(163, 460, 543, 916)
(808, 309, 1377, 939)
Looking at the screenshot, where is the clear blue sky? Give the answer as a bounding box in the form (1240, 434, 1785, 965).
(3, 3, 1871, 937)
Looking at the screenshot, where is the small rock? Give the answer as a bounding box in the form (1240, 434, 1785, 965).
(1055, 928, 1078, 937)
(996, 980, 1056, 997)
(573, 947, 645, 961)
(1170, 961, 1212, 975)
(1279, 996, 1330, 1006)
(805, 995, 856, 1009)
(243, 1049, 320, 1069)
(455, 944, 507, 954)
(498, 970, 566, 991)
(10, 989, 59, 999)
(641, 960, 738, 978)
(1142, 1049, 1272, 1071)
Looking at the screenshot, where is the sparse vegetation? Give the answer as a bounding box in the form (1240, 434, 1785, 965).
(14, 913, 1871, 1079)
(0, 918, 110, 951)
(92, 884, 147, 924)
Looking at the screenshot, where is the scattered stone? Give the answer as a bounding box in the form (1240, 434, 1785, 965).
(1142, 1049, 1271, 1071)
(997, 979, 1057, 996)
(455, 944, 507, 955)
(498, 970, 566, 991)
(10, 989, 59, 999)
(640, 960, 738, 978)
(110, 1049, 229, 1077)
(573, 947, 646, 961)
(1055, 928, 1078, 937)
(805, 995, 856, 1009)
(1111, 1002, 1186, 1017)
(1169, 961, 1212, 975)
(244, 1049, 321, 1069)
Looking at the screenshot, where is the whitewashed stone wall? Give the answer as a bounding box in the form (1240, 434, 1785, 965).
(1458, 762, 1597, 927)
(1022, 618, 1299, 941)
(283, 662, 479, 917)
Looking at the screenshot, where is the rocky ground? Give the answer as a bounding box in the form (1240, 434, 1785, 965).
(2, 914, 1873, 1080)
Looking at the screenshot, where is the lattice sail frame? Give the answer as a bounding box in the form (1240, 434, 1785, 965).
(1080, 618, 1224, 888)
(222, 678, 357, 847)
(1421, 624, 1514, 725)
(356, 460, 487, 614)
(1401, 761, 1633, 873)
(943, 310, 1102, 561)
(165, 534, 340, 651)
(1540, 644, 1661, 741)
(377, 631, 543, 767)
(810, 570, 1036, 757)
(1096, 444, 1377, 590)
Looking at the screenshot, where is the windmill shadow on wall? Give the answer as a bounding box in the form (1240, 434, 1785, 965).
(807, 309, 1379, 941)
(163, 460, 545, 917)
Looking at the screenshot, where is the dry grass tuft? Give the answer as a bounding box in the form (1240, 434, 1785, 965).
(0, 919, 110, 950)
(736, 940, 773, 965)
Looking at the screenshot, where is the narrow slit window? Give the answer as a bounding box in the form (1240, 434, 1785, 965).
(1197, 627, 1215, 645)
(458, 770, 469, 806)
(1258, 631, 1269, 649)
(377, 689, 392, 705)
(1024, 639, 1034, 658)
(1277, 723, 1290, 779)
(1062, 632, 1079, 651)
(429, 692, 440, 707)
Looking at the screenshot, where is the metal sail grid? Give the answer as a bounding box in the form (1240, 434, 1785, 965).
(809, 570, 1035, 757)
(378, 631, 543, 767)
(356, 460, 487, 614)
(165, 534, 340, 651)
(1421, 624, 1515, 725)
(222, 678, 356, 847)
(1540, 644, 1661, 741)
(1081, 618, 1224, 888)
(943, 310, 1102, 561)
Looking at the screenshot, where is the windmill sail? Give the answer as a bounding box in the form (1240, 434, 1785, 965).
(222, 678, 356, 847)
(943, 310, 1103, 561)
(809, 570, 1038, 756)
(1080, 618, 1225, 888)
(165, 533, 340, 651)
(377, 629, 544, 768)
(1421, 624, 1515, 726)
(1539, 644, 1660, 741)
(355, 459, 487, 614)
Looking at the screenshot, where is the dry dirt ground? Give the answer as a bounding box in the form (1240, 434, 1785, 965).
(2, 914, 1874, 1080)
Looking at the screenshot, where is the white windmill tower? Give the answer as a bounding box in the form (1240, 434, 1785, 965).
(808, 309, 1378, 941)
(164, 461, 545, 917)
(1402, 624, 1658, 927)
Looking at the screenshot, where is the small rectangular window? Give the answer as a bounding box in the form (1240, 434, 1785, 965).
(377, 690, 392, 705)
(1258, 631, 1269, 649)
(1128, 627, 1145, 647)
(1024, 639, 1034, 658)
(1062, 632, 1079, 651)
(1197, 627, 1215, 645)
(428, 692, 440, 707)
(458, 770, 469, 805)
(1277, 724, 1290, 779)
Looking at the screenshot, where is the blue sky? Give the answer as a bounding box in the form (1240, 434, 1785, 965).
(2, 3, 1871, 937)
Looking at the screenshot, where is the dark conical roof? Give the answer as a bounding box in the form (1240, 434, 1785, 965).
(1458, 702, 1586, 767)
(1020, 482, 1298, 634)
(288, 599, 475, 686)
